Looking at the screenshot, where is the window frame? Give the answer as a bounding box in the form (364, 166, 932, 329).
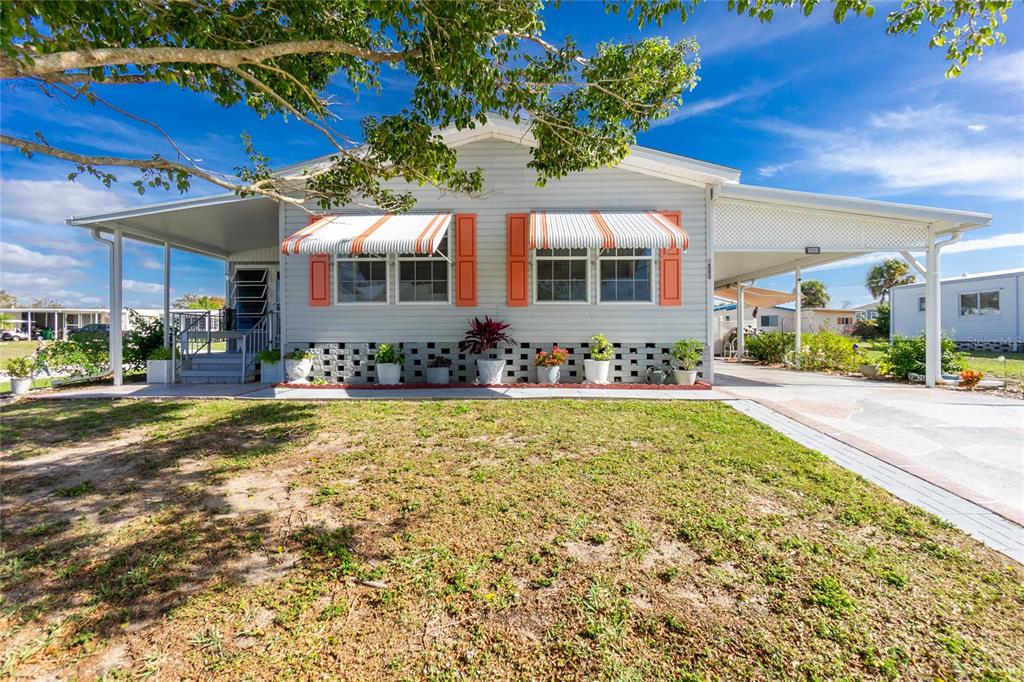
(837, 316, 853, 326)
(396, 230, 453, 306)
(333, 252, 390, 306)
(760, 315, 779, 327)
(532, 247, 591, 305)
(596, 247, 656, 305)
(918, 296, 926, 312)
(960, 289, 1001, 317)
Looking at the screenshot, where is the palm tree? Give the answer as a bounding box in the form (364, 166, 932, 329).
(866, 259, 916, 303)
(800, 279, 830, 308)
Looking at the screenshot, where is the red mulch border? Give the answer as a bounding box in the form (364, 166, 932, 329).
(274, 381, 712, 391)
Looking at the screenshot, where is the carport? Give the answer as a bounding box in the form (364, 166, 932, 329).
(709, 185, 991, 386)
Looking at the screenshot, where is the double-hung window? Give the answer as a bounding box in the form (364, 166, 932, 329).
(918, 296, 926, 312)
(398, 234, 451, 303)
(336, 254, 388, 304)
(535, 248, 588, 303)
(598, 248, 653, 303)
(760, 315, 779, 327)
(960, 290, 1000, 316)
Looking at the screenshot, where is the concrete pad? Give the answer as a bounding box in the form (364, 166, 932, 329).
(716, 362, 1024, 525)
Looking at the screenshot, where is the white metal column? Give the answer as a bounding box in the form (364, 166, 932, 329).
(924, 229, 938, 387)
(111, 229, 124, 386)
(162, 242, 171, 347)
(794, 264, 802, 368)
(704, 186, 716, 383)
(736, 283, 745, 359)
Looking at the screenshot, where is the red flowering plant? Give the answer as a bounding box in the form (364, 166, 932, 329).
(959, 368, 984, 389)
(459, 316, 514, 357)
(535, 345, 568, 367)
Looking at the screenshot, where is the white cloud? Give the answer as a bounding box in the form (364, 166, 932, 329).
(123, 279, 164, 294)
(696, 8, 830, 59)
(1, 241, 86, 270)
(141, 257, 163, 270)
(655, 80, 782, 126)
(754, 105, 1024, 199)
(966, 124, 987, 133)
(943, 231, 1024, 254)
(0, 178, 131, 224)
(757, 162, 795, 178)
(965, 49, 1024, 88)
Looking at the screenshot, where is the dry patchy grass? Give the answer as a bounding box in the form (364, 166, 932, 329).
(1, 399, 1021, 680)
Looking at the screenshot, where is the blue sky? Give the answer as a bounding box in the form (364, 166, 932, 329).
(1, 3, 1021, 309)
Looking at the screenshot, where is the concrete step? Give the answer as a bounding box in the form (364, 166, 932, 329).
(181, 375, 256, 384)
(180, 369, 249, 378)
(190, 353, 243, 363)
(186, 363, 244, 371)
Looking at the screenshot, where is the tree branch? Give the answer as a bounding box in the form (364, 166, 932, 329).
(0, 40, 418, 79)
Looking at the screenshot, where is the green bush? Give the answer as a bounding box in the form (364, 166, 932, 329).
(148, 346, 172, 361)
(797, 330, 863, 373)
(852, 318, 882, 340)
(880, 334, 964, 379)
(123, 310, 165, 370)
(669, 338, 703, 370)
(4, 356, 36, 379)
(38, 338, 108, 378)
(745, 331, 794, 364)
(875, 303, 890, 337)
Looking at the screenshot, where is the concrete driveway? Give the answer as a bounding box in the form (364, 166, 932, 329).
(715, 362, 1024, 525)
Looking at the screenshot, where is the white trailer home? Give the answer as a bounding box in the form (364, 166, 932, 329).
(66, 118, 990, 387)
(890, 268, 1023, 352)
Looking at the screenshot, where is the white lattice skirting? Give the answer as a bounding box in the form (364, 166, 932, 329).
(301, 341, 701, 384)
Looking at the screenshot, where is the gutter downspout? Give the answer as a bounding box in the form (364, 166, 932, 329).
(925, 227, 962, 387)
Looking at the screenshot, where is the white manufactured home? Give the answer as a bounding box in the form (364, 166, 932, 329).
(66, 119, 991, 387)
(890, 268, 1023, 352)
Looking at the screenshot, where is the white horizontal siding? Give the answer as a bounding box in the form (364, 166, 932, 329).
(891, 273, 1022, 343)
(281, 140, 709, 347)
(228, 246, 279, 262)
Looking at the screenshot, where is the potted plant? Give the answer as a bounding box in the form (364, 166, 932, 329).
(426, 355, 451, 385)
(259, 348, 283, 383)
(534, 345, 568, 384)
(5, 356, 35, 395)
(374, 343, 404, 384)
(669, 338, 703, 385)
(146, 346, 173, 384)
(459, 316, 515, 385)
(584, 334, 614, 384)
(284, 349, 316, 382)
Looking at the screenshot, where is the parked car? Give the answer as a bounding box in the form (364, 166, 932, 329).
(74, 323, 110, 336)
(1, 329, 30, 341)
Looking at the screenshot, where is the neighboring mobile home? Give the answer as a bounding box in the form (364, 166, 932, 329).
(66, 118, 991, 387)
(890, 268, 1023, 352)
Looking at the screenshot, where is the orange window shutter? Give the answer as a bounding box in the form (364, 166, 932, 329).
(659, 211, 682, 307)
(507, 213, 530, 307)
(308, 253, 331, 307)
(454, 214, 477, 307)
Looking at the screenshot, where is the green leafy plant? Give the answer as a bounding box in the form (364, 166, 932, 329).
(4, 356, 36, 379)
(745, 331, 795, 364)
(310, 377, 328, 386)
(37, 338, 108, 378)
(147, 346, 172, 361)
(286, 349, 316, 361)
(123, 310, 165, 370)
(374, 343, 405, 365)
(797, 330, 864, 373)
(670, 338, 703, 370)
(427, 355, 451, 369)
(258, 348, 281, 365)
(535, 345, 568, 367)
(590, 334, 614, 361)
(881, 334, 964, 379)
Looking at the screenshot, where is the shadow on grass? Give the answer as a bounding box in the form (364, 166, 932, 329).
(1, 399, 322, 653)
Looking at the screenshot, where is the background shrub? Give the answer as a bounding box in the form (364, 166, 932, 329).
(797, 330, 863, 373)
(745, 331, 794, 364)
(123, 310, 165, 370)
(881, 334, 964, 379)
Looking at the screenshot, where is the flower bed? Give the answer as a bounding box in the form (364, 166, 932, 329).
(275, 381, 713, 390)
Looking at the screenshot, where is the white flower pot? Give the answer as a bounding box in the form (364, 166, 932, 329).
(426, 367, 450, 385)
(673, 369, 698, 386)
(10, 377, 32, 395)
(477, 359, 506, 385)
(261, 361, 284, 384)
(285, 358, 313, 382)
(146, 359, 172, 384)
(376, 362, 401, 385)
(584, 359, 611, 384)
(536, 365, 561, 384)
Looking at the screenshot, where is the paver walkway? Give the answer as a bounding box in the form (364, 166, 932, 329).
(715, 362, 1024, 526)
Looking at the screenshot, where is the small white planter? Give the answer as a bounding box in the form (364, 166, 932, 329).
(376, 362, 401, 385)
(10, 377, 32, 395)
(146, 359, 172, 384)
(285, 358, 313, 382)
(426, 366, 450, 385)
(536, 365, 561, 384)
(477, 359, 506, 385)
(584, 359, 611, 384)
(261, 361, 284, 384)
(673, 369, 698, 386)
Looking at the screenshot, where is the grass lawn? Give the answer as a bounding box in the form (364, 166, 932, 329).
(1, 400, 1021, 680)
(0, 340, 40, 364)
(859, 343, 1024, 387)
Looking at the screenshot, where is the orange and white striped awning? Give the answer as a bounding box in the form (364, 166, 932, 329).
(281, 212, 452, 255)
(529, 210, 687, 251)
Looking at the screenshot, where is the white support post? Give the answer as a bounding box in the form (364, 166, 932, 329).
(924, 228, 939, 387)
(704, 186, 716, 383)
(794, 264, 802, 369)
(111, 229, 124, 386)
(736, 283, 745, 360)
(163, 242, 171, 348)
